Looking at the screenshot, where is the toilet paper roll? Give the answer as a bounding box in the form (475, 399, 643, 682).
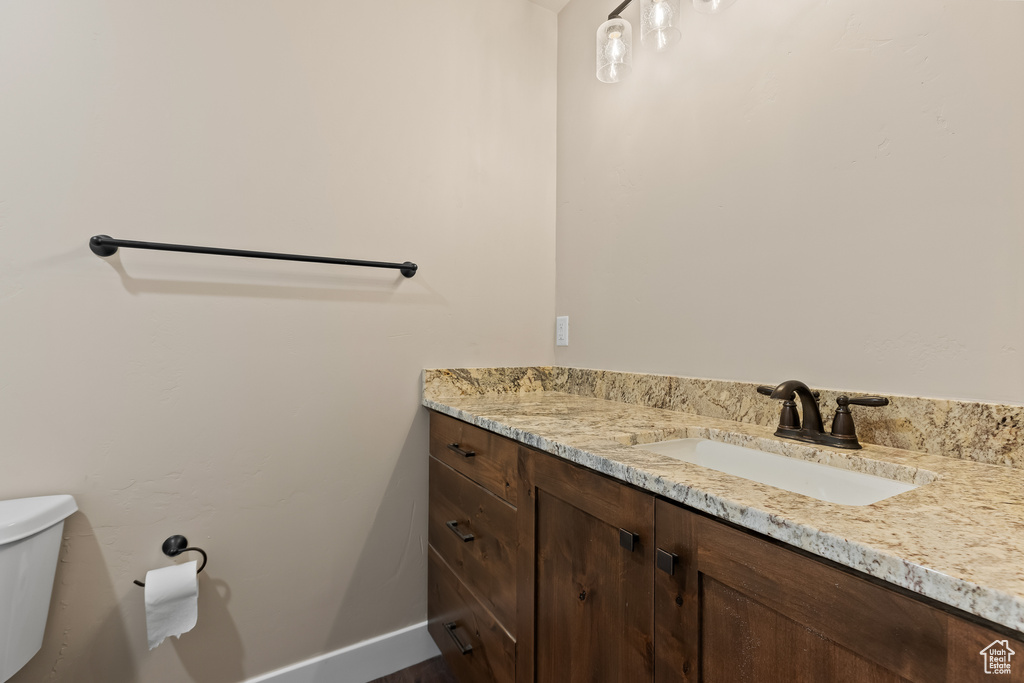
(144, 560, 198, 650)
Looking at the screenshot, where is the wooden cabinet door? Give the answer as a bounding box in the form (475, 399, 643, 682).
(656, 501, 950, 682)
(694, 514, 952, 683)
(518, 447, 655, 683)
(653, 500, 698, 683)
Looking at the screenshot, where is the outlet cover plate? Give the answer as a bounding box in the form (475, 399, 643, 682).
(556, 316, 569, 346)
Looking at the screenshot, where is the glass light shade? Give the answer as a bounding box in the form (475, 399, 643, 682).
(692, 0, 737, 14)
(596, 18, 632, 84)
(640, 0, 681, 52)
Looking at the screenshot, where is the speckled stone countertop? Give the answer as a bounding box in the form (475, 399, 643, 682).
(423, 386, 1024, 634)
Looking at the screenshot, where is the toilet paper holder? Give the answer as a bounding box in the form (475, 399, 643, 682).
(133, 535, 208, 587)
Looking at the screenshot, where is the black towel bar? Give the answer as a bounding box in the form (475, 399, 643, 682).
(90, 235, 417, 277)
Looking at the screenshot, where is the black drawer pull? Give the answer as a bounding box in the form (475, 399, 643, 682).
(443, 621, 473, 655)
(447, 443, 476, 458)
(619, 528, 639, 552)
(657, 548, 678, 575)
(446, 520, 475, 542)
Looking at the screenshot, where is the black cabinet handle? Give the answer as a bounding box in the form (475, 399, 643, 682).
(656, 548, 678, 575)
(447, 443, 476, 458)
(443, 621, 473, 655)
(446, 520, 475, 542)
(619, 528, 639, 552)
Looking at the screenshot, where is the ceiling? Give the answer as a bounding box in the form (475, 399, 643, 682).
(528, 0, 571, 13)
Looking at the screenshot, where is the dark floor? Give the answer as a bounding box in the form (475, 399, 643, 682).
(368, 655, 457, 683)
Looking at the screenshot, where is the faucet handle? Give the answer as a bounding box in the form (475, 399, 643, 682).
(837, 395, 889, 408)
(830, 395, 890, 446)
(757, 385, 820, 401)
(757, 385, 818, 431)
(757, 386, 799, 428)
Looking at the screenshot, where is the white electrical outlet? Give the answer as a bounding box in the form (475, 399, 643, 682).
(556, 316, 569, 346)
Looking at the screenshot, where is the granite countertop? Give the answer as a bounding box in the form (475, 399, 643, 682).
(423, 389, 1024, 634)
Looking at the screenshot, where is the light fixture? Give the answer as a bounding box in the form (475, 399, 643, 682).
(640, 0, 681, 52)
(597, 0, 735, 83)
(597, 15, 633, 84)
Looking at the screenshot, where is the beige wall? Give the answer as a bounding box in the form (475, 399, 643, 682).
(0, 1, 555, 681)
(556, 0, 1024, 404)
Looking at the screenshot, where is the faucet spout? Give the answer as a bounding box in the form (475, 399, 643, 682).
(770, 379, 824, 433)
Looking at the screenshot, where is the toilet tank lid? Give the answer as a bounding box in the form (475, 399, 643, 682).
(0, 495, 78, 545)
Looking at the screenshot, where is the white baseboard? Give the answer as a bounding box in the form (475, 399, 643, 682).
(244, 621, 440, 683)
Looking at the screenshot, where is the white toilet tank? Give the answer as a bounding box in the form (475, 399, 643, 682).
(0, 495, 78, 683)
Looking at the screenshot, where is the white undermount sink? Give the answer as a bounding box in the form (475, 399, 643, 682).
(637, 438, 919, 506)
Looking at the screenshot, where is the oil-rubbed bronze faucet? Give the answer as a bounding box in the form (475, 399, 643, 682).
(756, 381, 820, 432)
(757, 380, 889, 450)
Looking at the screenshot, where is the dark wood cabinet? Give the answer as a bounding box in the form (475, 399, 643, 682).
(428, 457, 517, 631)
(428, 548, 516, 683)
(655, 500, 1024, 683)
(652, 500, 698, 683)
(427, 410, 1024, 683)
(428, 413, 519, 681)
(430, 412, 518, 506)
(518, 445, 655, 683)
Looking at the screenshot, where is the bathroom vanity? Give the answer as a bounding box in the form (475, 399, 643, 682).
(424, 369, 1024, 682)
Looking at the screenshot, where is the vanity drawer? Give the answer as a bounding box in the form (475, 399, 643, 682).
(430, 411, 518, 505)
(428, 546, 516, 683)
(429, 456, 517, 633)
